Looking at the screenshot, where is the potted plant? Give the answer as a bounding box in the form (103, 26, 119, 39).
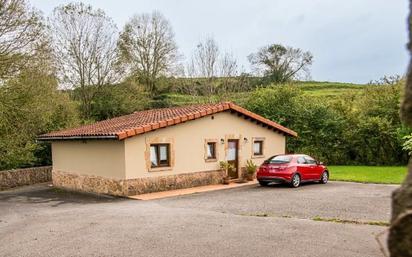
(219, 161, 233, 184)
(245, 160, 257, 181)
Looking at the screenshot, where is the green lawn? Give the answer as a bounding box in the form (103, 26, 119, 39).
(328, 166, 408, 184)
(164, 81, 367, 106)
(295, 81, 365, 97)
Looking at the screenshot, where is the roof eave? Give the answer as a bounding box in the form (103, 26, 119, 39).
(36, 135, 118, 141)
(227, 103, 298, 137)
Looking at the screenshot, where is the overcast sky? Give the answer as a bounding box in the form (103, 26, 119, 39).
(31, 0, 409, 84)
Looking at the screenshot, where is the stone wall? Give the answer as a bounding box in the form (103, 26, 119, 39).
(0, 166, 52, 191)
(53, 170, 127, 196)
(53, 169, 225, 197)
(126, 169, 224, 195)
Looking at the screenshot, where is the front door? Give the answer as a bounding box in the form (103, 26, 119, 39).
(227, 139, 239, 179)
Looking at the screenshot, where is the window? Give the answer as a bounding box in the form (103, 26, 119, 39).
(204, 139, 218, 162)
(150, 144, 170, 168)
(267, 155, 292, 164)
(304, 156, 317, 165)
(253, 140, 264, 156)
(206, 142, 216, 159)
(297, 156, 307, 164)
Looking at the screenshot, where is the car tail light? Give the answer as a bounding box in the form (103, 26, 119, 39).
(259, 165, 270, 172)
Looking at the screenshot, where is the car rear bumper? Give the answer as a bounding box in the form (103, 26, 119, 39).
(257, 175, 292, 183)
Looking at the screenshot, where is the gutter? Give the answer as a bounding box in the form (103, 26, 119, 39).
(36, 135, 118, 141)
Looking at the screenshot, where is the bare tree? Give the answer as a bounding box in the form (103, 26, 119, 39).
(118, 11, 178, 94)
(187, 37, 220, 96)
(49, 2, 120, 118)
(186, 37, 240, 97)
(188, 37, 239, 79)
(219, 52, 238, 78)
(219, 51, 238, 93)
(248, 44, 313, 83)
(0, 0, 45, 79)
(182, 59, 199, 97)
(192, 37, 219, 79)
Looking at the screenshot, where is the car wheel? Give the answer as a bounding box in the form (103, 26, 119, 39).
(259, 181, 269, 186)
(290, 174, 301, 188)
(320, 171, 329, 184)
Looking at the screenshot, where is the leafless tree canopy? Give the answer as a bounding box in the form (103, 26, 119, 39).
(187, 37, 238, 79)
(219, 52, 238, 78)
(248, 44, 313, 83)
(118, 11, 178, 93)
(0, 0, 44, 79)
(50, 2, 120, 117)
(184, 37, 239, 97)
(190, 37, 219, 78)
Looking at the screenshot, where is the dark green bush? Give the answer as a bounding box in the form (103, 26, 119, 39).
(245, 84, 409, 165)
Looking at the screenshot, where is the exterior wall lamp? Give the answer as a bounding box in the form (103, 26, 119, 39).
(220, 139, 225, 144)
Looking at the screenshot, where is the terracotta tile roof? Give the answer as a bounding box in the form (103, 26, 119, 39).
(38, 102, 297, 140)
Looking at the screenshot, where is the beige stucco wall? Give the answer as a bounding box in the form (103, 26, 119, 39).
(124, 111, 286, 179)
(51, 140, 126, 179)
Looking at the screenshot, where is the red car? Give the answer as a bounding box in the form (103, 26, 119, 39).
(256, 154, 329, 188)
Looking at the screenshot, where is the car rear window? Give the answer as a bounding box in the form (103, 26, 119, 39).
(267, 155, 292, 164)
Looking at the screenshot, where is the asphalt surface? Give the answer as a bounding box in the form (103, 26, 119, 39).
(0, 181, 397, 257)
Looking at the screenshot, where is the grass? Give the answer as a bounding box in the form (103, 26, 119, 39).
(328, 165, 408, 184)
(237, 212, 389, 226)
(312, 216, 389, 226)
(294, 81, 365, 97)
(165, 81, 367, 106)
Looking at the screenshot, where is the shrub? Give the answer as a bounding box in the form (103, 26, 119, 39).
(245, 83, 408, 165)
(0, 68, 80, 170)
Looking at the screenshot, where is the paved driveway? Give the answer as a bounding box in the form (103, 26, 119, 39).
(0, 181, 396, 257)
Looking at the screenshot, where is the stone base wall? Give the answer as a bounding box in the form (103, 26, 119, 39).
(53, 170, 127, 196)
(0, 166, 52, 191)
(53, 169, 225, 197)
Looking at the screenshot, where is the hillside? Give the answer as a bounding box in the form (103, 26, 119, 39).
(291, 81, 365, 97)
(165, 81, 367, 106)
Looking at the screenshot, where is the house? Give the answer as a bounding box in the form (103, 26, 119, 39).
(38, 102, 297, 196)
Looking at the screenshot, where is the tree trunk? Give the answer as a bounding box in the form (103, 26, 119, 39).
(389, 165, 412, 256)
(388, 1, 412, 256)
